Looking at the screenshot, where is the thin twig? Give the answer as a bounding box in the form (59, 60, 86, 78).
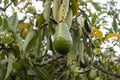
(0, 2, 12, 11)
(39, 23, 48, 30)
(92, 62, 120, 78)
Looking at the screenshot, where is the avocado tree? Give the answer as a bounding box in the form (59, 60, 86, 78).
(0, 0, 120, 80)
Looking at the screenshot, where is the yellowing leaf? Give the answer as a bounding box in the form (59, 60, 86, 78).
(58, 0, 70, 22)
(90, 33, 97, 37)
(18, 23, 28, 29)
(92, 27, 103, 40)
(20, 0, 25, 2)
(105, 33, 120, 40)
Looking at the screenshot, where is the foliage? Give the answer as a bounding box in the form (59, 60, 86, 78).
(0, 0, 120, 80)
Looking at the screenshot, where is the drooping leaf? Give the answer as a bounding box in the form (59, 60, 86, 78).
(52, 0, 61, 21)
(65, 7, 73, 28)
(92, 27, 103, 40)
(43, 0, 51, 21)
(112, 17, 118, 33)
(8, 12, 18, 31)
(4, 53, 16, 80)
(0, 35, 14, 44)
(36, 13, 45, 27)
(22, 30, 37, 51)
(71, 0, 79, 16)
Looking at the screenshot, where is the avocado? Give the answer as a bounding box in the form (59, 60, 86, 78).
(54, 22, 73, 54)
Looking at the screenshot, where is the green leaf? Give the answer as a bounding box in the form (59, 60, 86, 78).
(36, 13, 45, 27)
(27, 69, 37, 76)
(22, 30, 37, 51)
(4, 0, 9, 7)
(0, 16, 2, 26)
(0, 35, 14, 44)
(27, 6, 36, 13)
(3, 18, 9, 31)
(65, 7, 73, 28)
(8, 12, 18, 31)
(92, 2, 101, 11)
(43, 0, 51, 21)
(92, 13, 98, 25)
(52, 0, 61, 21)
(38, 68, 50, 80)
(5, 53, 16, 80)
(12, 62, 21, 69)
(12, 0, 18, 6)
(67, 53, 77, 65)
(112, 18, 118, 33)
(0, 0, 2, 3)
(84, 18, 91, 33)
(71, 0, 79, 16)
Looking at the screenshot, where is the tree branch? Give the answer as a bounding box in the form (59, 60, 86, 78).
(0, 2, 12, 11)
(34, 55, 64, 67)
(92, 62, 120, 78)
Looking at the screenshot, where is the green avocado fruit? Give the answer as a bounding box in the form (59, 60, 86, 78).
(54, 22, 73, 54)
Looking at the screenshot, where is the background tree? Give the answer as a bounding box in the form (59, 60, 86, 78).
(0, 0, 120, 80)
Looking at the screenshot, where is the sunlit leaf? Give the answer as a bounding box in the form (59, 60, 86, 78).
(52, 0, 60, 21)
(43, 0, 51, 21)
(71, 0, 79, 16)
(18, 23, 28, 29)
(92, 2, 101, 11)
(0, 35, 14, 44)
(92, 27, 103, 40)
(105, 33, 120, 40)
